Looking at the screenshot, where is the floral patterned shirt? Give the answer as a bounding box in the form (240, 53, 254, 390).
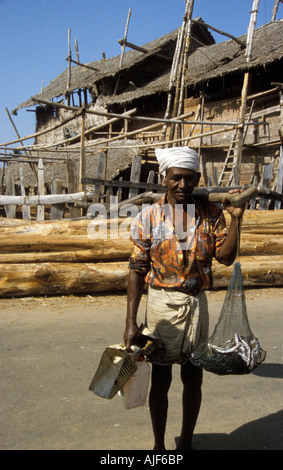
(129, 194, 228, 295)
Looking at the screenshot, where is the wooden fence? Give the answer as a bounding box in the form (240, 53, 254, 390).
(0, 145, 282, 221)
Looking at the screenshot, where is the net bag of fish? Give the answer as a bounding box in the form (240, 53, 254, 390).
(190, 262, 266, 375)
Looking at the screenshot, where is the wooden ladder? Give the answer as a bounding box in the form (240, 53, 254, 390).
(218, 100, 255, 186)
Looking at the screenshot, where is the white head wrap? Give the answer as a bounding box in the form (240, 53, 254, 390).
(155, 146, 199, 177)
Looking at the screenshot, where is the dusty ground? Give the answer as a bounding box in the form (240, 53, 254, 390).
(0, 287, 282, 451)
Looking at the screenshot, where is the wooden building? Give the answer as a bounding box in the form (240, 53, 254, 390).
(2, 17, 283, 216)
(0, 8, 282, 297)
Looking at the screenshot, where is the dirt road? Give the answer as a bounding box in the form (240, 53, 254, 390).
(0, 287, 282, 451)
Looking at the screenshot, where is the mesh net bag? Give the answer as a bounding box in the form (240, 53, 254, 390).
(190, 262, 266, 375)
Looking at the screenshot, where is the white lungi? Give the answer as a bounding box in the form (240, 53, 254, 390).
(145, 285, 209, 365)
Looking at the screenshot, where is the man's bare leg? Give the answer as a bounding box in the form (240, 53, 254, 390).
(176, 361, 203, 450)
(149, 364, 172, 450)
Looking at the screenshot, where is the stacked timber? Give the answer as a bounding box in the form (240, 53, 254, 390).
(214, 210, 283, 287)
(0, 210, 282, 297)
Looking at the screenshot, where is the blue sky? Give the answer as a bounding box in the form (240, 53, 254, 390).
(0, 0, 282, 147)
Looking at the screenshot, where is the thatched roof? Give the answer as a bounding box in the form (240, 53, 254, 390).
(186, 19, 283, 85)
(12, 19, 214, 114)
(12, 19, 283, 113)
(99, 19, 283, 106)
(12, 28, 180, 113)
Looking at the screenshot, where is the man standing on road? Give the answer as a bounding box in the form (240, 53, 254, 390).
(123, 146, 245, 450)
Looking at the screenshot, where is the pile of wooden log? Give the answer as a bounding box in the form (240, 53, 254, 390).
(0, 209, 282, 298)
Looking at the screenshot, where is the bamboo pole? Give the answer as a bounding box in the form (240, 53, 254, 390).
(191, 20, 246, 47)
(114, 8, 132, 95)
(40, 107, 137, 149)
(0, 191, 95, 206)
(234, 71, 250, 185)
(119, 8, 132, 69)
(79, 105, 86, 193)
(162, 0, 192, 140)
(19, 166, 31, 220)
(2, 124, 249, 154)
(271, 0, 280, 21)
(173, 0, 195, 141)
(245, 0, 260, 63)
(32, 97, 260, 128)
(67, 28, 72, 102)
(69, 58, 98, 72)
(234, 0, 259, 185)
(5, 108, 37, 177)
(83, 110, 195, 148)
(37, 158, 45, 221)
(0, 109, 83, 147)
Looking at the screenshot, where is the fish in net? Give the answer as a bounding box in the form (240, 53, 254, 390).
(190, 262, 266, 375)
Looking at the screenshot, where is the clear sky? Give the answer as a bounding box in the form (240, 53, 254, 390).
(0, 0, 282, 147)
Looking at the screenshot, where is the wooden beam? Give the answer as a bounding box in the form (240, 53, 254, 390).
(191, 20, 246, 48)
(68, 58, 98, 71)
(117, 39, 171, 62)
(40, 107, 137, 149)
(245, 0, 260, 63)
(119, 8, 132, 69)
(79, 106, 86, 193)
(0, 109, 82, 147)
(67, 28, 71, 96)
(0, 255, 282, 298)
(0, 191, 95, 206)
(31, 97, 200, 126)
(37, 158, 45, 220)
(19, 166, 31, 220)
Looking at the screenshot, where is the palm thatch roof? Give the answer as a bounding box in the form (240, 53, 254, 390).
(11, 28, 180, 113)
(12, 19, 213, 114)
(99, 19, 283, 106)
(12, 19, 283, 113)
(186, 19, 283, 84)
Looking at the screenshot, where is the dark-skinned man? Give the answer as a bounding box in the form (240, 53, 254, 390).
(123, 146, 245, 450)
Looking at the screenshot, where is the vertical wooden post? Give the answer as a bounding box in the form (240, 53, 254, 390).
(259, 160, 274, 210)
(114, 8, 132, 95)
(163, 0, 192, 141)
(5, 107, 36, 177)
(5, 175, 16, 218)
(198, 92, 205, 156)
(117, 177, 123, 203)
(1, 147, 6, 195)
(275, 147, 283, 210)
(20, 165, 31, 220)
(67, 29, 72, 105)
(233, 71, 250, 185)
(245, 0, 260, 63)
(50, 178, 65, 220)
(129, 154, 142, 199)
(271, 0, 280, 21)
(124, 106, 128, 134)
(250, 175, 258, 210)
(119, 8, 131, 69)
(175, 0, 194, 137)
(75, 38, 79, 61)
(37, 158, 45, 221)
(233, 0, 259, 185)
(275, 89, 283, 210)
(66, 156, 81, 218)
(92, 152, 106, 203)
(79, 105, 86, 193)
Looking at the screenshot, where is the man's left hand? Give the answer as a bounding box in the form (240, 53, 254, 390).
(222, 189, 245, 219)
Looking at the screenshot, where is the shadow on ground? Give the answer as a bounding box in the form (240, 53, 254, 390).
(182, 409, 283, 450)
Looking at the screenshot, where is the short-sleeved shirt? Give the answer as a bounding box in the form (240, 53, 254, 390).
(129, 194, 228, 295)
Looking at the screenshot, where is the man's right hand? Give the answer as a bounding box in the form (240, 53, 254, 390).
(124, 269, 145, 351)
(123, 321, 139, 351)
